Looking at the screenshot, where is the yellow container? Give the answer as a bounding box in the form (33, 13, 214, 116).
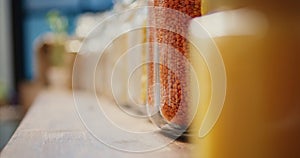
(190, 3, 300, 158)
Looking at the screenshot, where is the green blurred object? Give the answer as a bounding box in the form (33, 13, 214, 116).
(46, 10, 68, 67)
(47, 10, 68, 35)
(0, 82, 7, 105)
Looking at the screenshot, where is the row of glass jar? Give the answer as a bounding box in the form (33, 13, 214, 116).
(74, 0, 300, 157)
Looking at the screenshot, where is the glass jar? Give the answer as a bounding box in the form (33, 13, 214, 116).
(87, 0, 150, 118)
(147, 0, 202, 136)
(190, 0, 300, 158)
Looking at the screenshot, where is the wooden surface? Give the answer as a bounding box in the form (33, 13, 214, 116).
(0, 90, 191, 158)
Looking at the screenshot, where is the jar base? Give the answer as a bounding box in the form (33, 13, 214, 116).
(149, 111, 192, 141)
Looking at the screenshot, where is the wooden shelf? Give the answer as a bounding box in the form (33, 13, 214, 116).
(0, 90, 191, 158)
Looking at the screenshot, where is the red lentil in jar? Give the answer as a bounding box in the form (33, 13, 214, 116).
(148, 0, 202, 130)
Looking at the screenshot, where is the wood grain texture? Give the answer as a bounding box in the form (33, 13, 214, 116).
(0, 90, 191, 158)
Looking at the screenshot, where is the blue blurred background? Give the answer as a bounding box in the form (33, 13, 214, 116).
(23, 0, 113, 80)
(0, 0, 113, 103)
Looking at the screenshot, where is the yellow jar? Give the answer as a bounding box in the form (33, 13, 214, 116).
(190, 1, 300, 157)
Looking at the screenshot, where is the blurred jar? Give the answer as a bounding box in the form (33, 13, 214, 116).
(98, 0, 148, 110)
(190, 0, 300, 158)
(73, 12, 112, 92)
(36, 33, 76, 90)
(74, 0, 149, 113)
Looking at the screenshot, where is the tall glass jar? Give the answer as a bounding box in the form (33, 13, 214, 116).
(147, 0, 202, 135)
(91, 0, 148, 109)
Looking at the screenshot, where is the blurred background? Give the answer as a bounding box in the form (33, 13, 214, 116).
(0, 0, 114, 150)
(1, 0, 300, 157)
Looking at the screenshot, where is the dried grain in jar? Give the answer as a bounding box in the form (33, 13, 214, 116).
(147, 0, 202, 131)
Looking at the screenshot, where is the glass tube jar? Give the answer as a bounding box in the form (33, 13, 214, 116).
(147, 0, 202, 135)
(94, 0, 147, 108)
